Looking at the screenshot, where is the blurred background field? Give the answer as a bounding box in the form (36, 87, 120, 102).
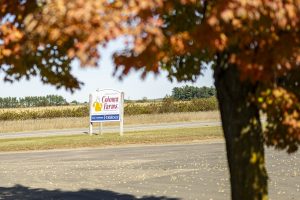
(0, 86, 219, 133)
(0, 97, 218, 121)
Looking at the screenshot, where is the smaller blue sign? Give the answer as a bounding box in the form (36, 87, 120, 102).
(91, 114, 120, 122)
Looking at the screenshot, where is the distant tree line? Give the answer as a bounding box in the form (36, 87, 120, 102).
(0, 95, 68, 108)
(172, 86, 216, 100)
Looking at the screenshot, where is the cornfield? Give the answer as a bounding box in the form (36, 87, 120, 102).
(0, 98, 218, 121)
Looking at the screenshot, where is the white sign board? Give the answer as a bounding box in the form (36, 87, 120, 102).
(89, 89, 124, 135)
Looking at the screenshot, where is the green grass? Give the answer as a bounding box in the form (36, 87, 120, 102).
(0, 126, 223, 152)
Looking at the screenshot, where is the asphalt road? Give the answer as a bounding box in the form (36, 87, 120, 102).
(0, 142, 299, 200)
(0, 121, 221, 139)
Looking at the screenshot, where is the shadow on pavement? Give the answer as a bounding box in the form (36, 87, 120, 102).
(0, 184, 180, 200)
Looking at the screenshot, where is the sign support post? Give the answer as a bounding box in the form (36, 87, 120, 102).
(89, 123, 93, 135)
(89, 94, 93, 135)
(99, 122, 103, 135)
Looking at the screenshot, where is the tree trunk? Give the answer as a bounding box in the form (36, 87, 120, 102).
(214, 56, 268, 200)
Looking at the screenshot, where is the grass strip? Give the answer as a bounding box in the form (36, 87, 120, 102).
(0, 126, 223, 152)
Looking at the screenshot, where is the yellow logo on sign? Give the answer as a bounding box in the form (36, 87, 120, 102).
(93, 101, 102, 112)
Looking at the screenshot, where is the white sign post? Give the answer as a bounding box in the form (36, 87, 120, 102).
(89, 89, 124, 136)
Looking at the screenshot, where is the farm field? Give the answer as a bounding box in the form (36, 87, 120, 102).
(0, 98, 218, 121)
(0, 111, 220, 133)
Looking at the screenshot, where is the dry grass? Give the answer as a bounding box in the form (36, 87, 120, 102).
(0, 126, 223, 152)
(0, 111, 220, 133)
(0, 105, 83, 113)
(127, 111, 220, 124)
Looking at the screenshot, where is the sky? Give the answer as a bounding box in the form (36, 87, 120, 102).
(0, 41, 214, 102)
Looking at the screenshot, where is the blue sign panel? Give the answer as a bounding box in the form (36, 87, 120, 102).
(91, 114, 120, 122)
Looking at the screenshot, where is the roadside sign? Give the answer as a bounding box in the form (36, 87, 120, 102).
(89, 89, 124, 136)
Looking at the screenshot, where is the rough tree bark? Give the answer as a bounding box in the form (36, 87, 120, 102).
(214, 54, 268, 200)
